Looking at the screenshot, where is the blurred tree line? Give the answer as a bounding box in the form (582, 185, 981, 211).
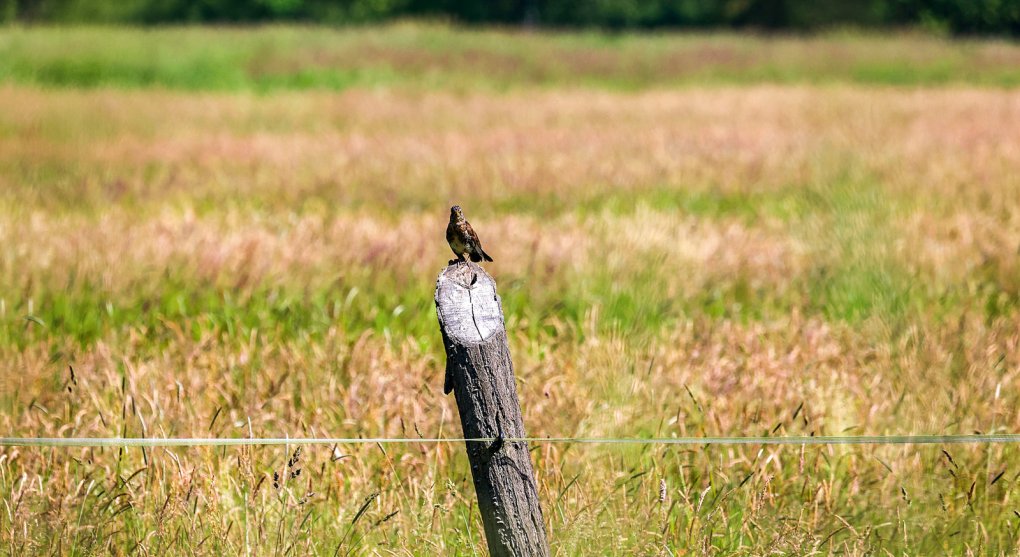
(1, 0, 1018, 35)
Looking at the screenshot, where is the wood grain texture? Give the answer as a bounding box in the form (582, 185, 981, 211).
(435, 261, 550, 557)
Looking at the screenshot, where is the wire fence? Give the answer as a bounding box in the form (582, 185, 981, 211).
(3, 434, 1020, 448)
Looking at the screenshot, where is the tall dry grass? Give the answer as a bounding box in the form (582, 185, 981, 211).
(1, 82, 1019, 554)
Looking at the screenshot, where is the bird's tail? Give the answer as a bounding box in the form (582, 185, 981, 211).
(470, 249, 494, 263)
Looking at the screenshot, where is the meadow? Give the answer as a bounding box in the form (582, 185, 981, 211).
(1, 24, 1020, 555)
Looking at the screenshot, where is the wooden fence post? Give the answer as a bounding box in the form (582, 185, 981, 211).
(434, 261, 550, 557)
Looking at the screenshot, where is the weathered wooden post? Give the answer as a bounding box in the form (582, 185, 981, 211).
(434, 261, 550, 556)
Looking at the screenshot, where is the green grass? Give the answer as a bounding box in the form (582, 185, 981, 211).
(3, 27, 1020, 555)
(2, 24, 1020, 91)
(0, 183, 935, 353)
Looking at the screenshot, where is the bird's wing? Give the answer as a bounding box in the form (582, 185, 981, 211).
(463, 223, 483, 253)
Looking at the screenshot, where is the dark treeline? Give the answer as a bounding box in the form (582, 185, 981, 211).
(2, 0, 1019, 35)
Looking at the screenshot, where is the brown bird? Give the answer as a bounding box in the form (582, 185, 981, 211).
(446, 205, 493, 263)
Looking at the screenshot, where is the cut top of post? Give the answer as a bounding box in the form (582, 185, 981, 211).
(434, 262, 504, 344)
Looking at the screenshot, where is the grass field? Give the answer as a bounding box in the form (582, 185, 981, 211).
(1, 24, 1020, 556)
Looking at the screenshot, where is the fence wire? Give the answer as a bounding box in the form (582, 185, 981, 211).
(2, 434, 1020, 448)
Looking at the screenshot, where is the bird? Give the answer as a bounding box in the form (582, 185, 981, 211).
(446, 205, 493, 263)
